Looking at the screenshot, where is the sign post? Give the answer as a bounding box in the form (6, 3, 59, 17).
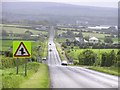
(25, 59, 28, 76)
(13, 41, 31, 76)
(16, 58, 19, 74)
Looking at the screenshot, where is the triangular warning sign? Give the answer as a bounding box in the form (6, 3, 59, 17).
(14, 42, 30, 57)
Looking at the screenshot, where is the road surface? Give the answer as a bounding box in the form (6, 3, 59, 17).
(48, 26, 118, 89)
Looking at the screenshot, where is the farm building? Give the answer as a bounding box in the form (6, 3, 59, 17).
(75, 37, 88, 43)
(75, 37, 84, 43)
(84, 39, 88, 43)
(88, 26, 110, 30)
(89, 37, 99, 44)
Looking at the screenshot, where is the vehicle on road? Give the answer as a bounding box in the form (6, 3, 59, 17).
(42, 57, 47, 61)
(49, 49, 52, 52)
(61, 60, 68, 66)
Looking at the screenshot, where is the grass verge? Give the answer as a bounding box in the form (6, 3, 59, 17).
(2, 62, 50, 88)
(55, 42, 64, 61)
(19, 64, 50, 88)
(87, 66, 120, 76)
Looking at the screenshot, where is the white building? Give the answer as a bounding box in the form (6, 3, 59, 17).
(75, 37, 84, 43)
(88, 26, 110, 30)
(89, 37, 99, 44)
(75, 37, 88, 43)
(30, 35, 39, 37)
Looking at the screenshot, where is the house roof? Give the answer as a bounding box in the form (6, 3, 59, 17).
(89, 37, 99, 41)
(75, 37, 80, 41)
(84, 39, 88, 42)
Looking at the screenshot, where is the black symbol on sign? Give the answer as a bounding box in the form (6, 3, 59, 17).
(19, 48, 25, 55)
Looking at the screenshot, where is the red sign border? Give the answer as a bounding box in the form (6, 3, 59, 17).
(14, 42, 30, 57)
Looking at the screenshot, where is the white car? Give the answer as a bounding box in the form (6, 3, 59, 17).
(42, 57, 47, 61)
(61, 60, 68, 66)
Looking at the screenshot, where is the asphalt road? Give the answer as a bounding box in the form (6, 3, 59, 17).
(48, 27, 118, 88)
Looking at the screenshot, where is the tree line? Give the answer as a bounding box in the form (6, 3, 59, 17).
(78, 50, 120, 67)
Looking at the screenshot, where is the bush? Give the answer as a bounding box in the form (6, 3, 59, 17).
(4, 51, 13, 57)
(1, 57, 25, 69)
(73, 61, 79, 65)
(101, 50, 116, 67)
(78, 50, 96, 66)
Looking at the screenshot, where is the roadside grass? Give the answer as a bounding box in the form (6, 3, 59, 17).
(19, 64, 50, 88)
(55, 42, 64, 61)
(0, 69, 2, 90)
(87, 66, 120, 76)
(2, 62, 50, 88)
(42, 41, 48, 58)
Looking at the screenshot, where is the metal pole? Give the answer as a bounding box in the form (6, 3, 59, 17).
(16, 58, 19, 74)
(25, 59, 28, 76)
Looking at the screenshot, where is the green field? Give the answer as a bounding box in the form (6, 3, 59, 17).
(0, 40, 42, 51)
(67, 48, 118, 61)
(57, 30, 67, 35)
(55, 42, 65, 61)
(82, 32, 110, 39)
(57, 29, 110, 38)
(55, 38, 66, 43)
(2, 26, 47, 35)
(56, 30, 114, 43)
(1, 24, 28, 27)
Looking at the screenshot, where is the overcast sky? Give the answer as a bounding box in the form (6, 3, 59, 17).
(2, 0, 119, 8)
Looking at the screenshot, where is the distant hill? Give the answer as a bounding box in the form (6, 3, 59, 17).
(2, 2, 117, 25)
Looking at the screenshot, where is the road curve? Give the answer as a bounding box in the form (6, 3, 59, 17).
(48, 26, 118, 88)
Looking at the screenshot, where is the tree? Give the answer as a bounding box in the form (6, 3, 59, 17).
(78, 50, 96, 65)
(25, 30, 33, 35)
(101, 50, 115, 67)
(84, 36, 89, 41)
(66, 30, 75, 38)
(116, 50, 120, 67)
(101, 53, 107, 66)
(2, 30, 8, 36)
(109, 50, 116, 65)
(104, 37, 113, 44)
(77, 32, 83, 38)
(66, 39, 71, 46)
(61, 42, 67, 48)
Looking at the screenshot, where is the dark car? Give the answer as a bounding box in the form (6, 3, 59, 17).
(49, 49, 52, 52)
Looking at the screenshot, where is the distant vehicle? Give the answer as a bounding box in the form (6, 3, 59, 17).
(49, 49, 52, 52)
(42, 57, 47, 61)
(61, 60, 68, 66)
